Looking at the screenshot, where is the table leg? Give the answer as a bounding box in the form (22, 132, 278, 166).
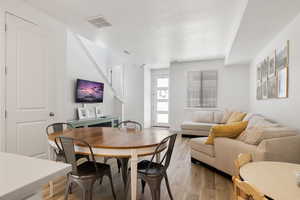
(130, 150, 138, 200)
(120, 158, 129, 186)
(48, 145, 54, 197)
(49, 182, 54, 197)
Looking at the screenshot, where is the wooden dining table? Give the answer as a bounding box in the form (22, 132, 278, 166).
(240, 161, 300, 200)
(47, 127, 173, 200)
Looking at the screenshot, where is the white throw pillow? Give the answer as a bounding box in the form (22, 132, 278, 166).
(238, 126, 298, 145)
(247, 116, 279, 129)
(192, 111, 214, 123)
(213, 111, 224, 124)
(243, 113, 256, 122)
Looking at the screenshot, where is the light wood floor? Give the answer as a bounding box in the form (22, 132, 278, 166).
(42, 136, 233, 200)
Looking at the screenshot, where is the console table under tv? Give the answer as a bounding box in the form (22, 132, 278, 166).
(68, 116, 120, 128)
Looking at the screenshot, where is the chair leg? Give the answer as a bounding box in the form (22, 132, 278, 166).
(117, 158, 122, 173)
(64, 177, 72, 200)
(164, 173, 174, 200)
(88, 179, 96, 200)
(125, 172, 131, 199)
(69, 182, 73, 194)
(148, 183, 161, 200)
(104, 157, 109, 163)
(141, 180, 146, 194)
(100, 157, 110, 185)
(72, 178, 95, 200)
(107, 169, 117, 200)
(120, 158, 129, 187)
(143, 177, 163, 200)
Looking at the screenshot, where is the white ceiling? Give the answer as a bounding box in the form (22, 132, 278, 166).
(226, 0, 300, 65)
(24, 0, 243, 65)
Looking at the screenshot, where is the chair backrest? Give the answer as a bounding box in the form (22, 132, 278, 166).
(117, 120, 142, 131)
(147, 134, 177, 172)
(235, 153, 252, 176)
(232, 177, 267, 200)
(54, 136, 97, 175)
(46, 123, 73, 136)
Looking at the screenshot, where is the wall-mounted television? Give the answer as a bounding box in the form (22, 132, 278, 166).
(75, 79, 104, 103)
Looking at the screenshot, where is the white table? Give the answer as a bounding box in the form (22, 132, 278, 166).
(240, 161, 300, 200)
(0, 152, 71, 200)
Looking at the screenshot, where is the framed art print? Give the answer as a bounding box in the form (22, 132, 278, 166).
(268, 51, 276, 78)
(277, 67, 288, 98)
(276, 40, 289, 98)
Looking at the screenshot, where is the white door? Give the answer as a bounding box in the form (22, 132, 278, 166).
(151, 71, 169, 127)
(5, 13, 54, 158)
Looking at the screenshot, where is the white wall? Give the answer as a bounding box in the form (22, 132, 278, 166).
(123, 64, 144, 124)
(169, 59, 249, 130)
(249, 12, 300, 129)
(65, 31, 117, 120)
(0, 0, 143, 151)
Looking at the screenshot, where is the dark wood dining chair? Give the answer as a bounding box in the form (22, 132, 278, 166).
(104, 120, 143, 175)
(46, 123, 89, 162)
(125, 134, 177, 200)
(55, 136, 117, 200)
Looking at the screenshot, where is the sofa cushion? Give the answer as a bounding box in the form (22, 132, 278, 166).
(220, 109, 233, 123)
(192, 111, 214, 123)
(213, 111, 224, 124)
(205, 121, 248, 145)
(238, 126, 298, 145)
(181, 121, 215, 131)
(227, 112, 247, 124)
(243, 113, 257, 122)
(247, 115, 279, 129)
(190, 137, 215, 157)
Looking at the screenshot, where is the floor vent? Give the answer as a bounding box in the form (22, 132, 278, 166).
(87, 16, 111, 29)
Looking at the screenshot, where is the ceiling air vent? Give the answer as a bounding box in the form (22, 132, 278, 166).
(87, 16, 111, 29)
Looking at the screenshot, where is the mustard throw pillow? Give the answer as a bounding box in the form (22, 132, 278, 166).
(226, 112, 247, 124)
(205, 121, 248, 145)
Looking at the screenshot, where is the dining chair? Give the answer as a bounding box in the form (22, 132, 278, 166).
(125, 134, 177, 200)
(104, 120, 143, 174)
(55, 136, 117, 200)
(46, 123, 89, 162)
(232, 177, 267, 200)
(117, 120, 143, 131)
(234, 153, 252, 175)
(233, 153, 252, 200)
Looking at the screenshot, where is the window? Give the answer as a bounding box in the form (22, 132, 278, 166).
(187, 70, 218, 108)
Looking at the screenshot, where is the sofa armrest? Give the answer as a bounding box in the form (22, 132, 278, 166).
(257, 135, 300, 164)
(214, 138, 257, 175)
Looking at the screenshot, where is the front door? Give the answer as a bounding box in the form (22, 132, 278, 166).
(151, 70, 169, 127)
(5, 13, 55, 158)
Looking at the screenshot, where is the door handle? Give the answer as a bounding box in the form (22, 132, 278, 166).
(49, 112, 55, 117)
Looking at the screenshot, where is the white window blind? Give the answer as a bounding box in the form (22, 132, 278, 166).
(187, 71, 218, 108)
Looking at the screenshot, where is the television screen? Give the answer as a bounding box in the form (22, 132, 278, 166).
(75, 79, 104, 103)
